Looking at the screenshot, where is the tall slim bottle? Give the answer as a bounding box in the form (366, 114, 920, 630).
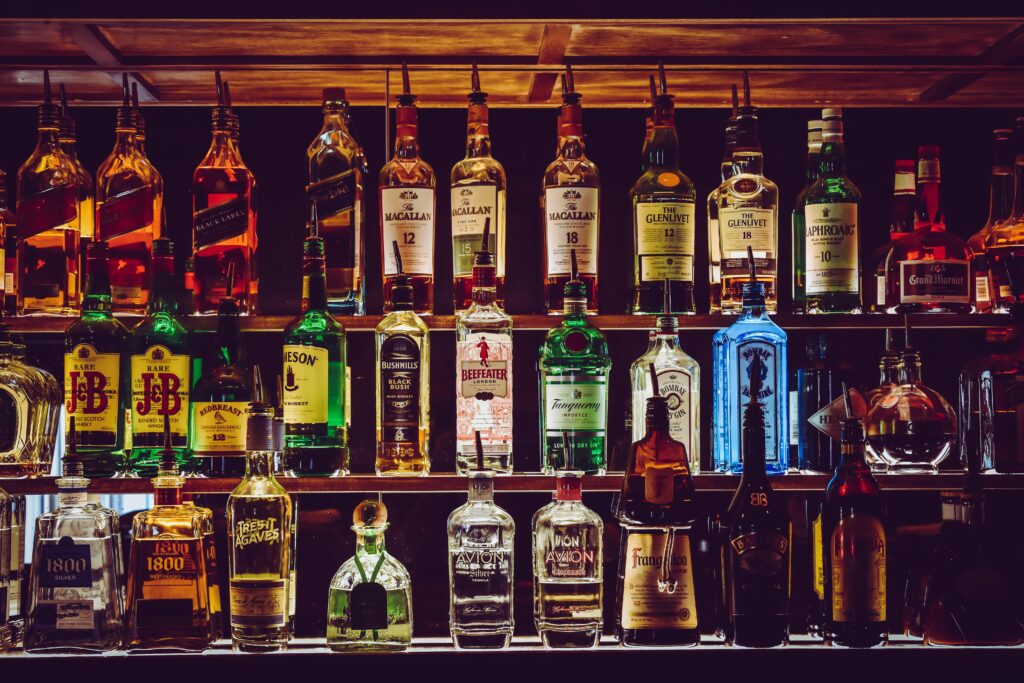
(57, 85, 94, 268)
(708, 86, 738, 313)
(791, 119, 823, 313)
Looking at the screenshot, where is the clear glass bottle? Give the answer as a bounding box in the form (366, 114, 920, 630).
(7, 493, 25, 646)
(958, 326, 1022, 473)
(869, 161, 917, 312)
(866, 329, 901, 409)
(0, 323, 60, 477)
(791, 118, 823, 314)
(326, 498, 413, 652)
(707, 87, 738, 313)
(987, 116, 1024, 311)
(966, 129, 1014, 313)
(57, 85, 94, 262)
(532, 472, 603, 649)
(0, 486, 9, 650)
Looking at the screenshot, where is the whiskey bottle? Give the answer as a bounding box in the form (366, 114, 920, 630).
(376, 241, 430, 475)
(707, 86, 738, 313)
(539, 251, 611, 474)
(64, 241, 129, 477)
(723, 355, 791, 647)
(791, 118, 823, 314)
(25, 418, 123, 652)
(282, 223, 348, 476)
(192, 71, 257, 315)
(16, 71, 82, 315)
(532, 471, 603, 649)
(380, 64, 436, 314)
(95, 75, 162, 314)
(307, 87, 365, 315)
(226, 401, 293, 652)
(455, 221, 512, 475)
(868, 161, 916, 312)
(966, 129, 1014, 313)
(714, 74, 779, 314)
(867, 329, 901, 408)
(452, 65, 506, 311)
(128, 237, 191, 476)
(327, 498, 413, 652)
(542, 66, 600, 313)
(630, 65, 696, 315)
(57, 85, 94, 265)
(987, 116, 1024, 310)
(0, 170, 16, 315)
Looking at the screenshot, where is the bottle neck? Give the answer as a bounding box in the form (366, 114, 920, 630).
(302, 267, 328, 312)
(901, 354, 923, 384)
(732, 150, 764, 176)
(563, 296, 588, 317)
(467, 473, 495, 502)
(215, 309, 241, 367)
(394, 105, 419, 159)
(154, 482, 183, 506)
(644, 400, 671, 437)
(879, 357, 900, 385)
(557, 135, 585, 160)
(244, 451, 275, 478)
(149, 256, 177, 314)
(465, 103, 491, 158)
(36, 127, 62, 151)
(356, 529, 386, 553)
(988, 162, 1014, 224)
(114, 129, 137, 153)
(804, 146, 822, 184)
(739, 420, 769, 485)
(82, 258, 114, 315)
(839, 441, 868, 468)
(916, 157, 944, 229)
(819, 139, 846, 176)
(645, 125, 680, 170)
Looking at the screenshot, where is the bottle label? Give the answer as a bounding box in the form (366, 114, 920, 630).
(876, 274, 887, 306)
(58, 490, 89, 507)
(808, 389, 867, 441)
(229, 579, 287, 627)
(620, 528, 698, 630)
(17, 184, 77, 240)
(33, 601, 95, 631)
(974, 274, 991, 303)
(636, 201, 696, 282)
(64, 344, 120, 445)
(38, 537, 92, 588)
(456, 334, 513, 457)
(380, 333, 422, 443)
(451, 185, 499, 276)
(350, 581, 388, 630)
(719, 207, 774, 266)
(830, 515, 886, 623)
(918, 158, 940, 182)
(307, 169, 357, 221)
(98, 185, 154, 241)
(451, 544, 512, 621)
(381, 187, 435, 276)
(282, 345, 329, 425)
(193, 195, 250, 250)
(657, 368, 694, 456)
(788, 390, 799, 446)
(545, 187, 599, 276)
(812, 513, 824, 599)
(289, 570, 297, 618)
(736, 341, 779, 464)
(134, 539, 203, 629)
(544, 526, 598, 578)
(644, 464, 676, 505)
(544, 378, 607, 431)
(192, 401, 249, 454)
(138, 539, 201, 582)
(899, 259, 970, 304)
(130, 345, 189, 440)
(804, 203, 859, 295)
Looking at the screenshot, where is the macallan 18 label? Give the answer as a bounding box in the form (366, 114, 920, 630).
(545, 187, 599, 276)
(130, 345, 189, 439)
(804, 203, 859, 295)
(192, 401, 248, 454)
(620, 529, 697, 630)
(899, 259, 970, 304)
(64, 343, 120, 444)
(451, 185, 500, 276)
(635, 201, 695, 282)
(456, 334, 512, 457)
(736, 341, 780, 464)
(282, 345, 328, 425)
(381, 187, 435, 276)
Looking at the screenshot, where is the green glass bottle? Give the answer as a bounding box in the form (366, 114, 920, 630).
(282, 219, 348, 476)
(539, 250, 611, 474)
(63, 242, 129, 477)
(128, 237, 192, 476)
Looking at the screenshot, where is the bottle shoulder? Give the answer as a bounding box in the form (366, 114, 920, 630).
(447, 501, 516, 536)
(805, 176, 862, 204)
(64, 317, 130, 348)
(130, 314, 189, 348)
(534, 501, 604, 531)
(451, 157, 507, 186)
(228, 478, 290, 501)
(456, 305, 513, 331)
(631, 170, 696, 200)
(284, 310, 346, 339)
(377, 311, 430, 336)
(543, 158, 600, 186)
(380, 157, 436, 187)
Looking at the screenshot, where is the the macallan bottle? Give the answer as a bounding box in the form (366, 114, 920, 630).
(542, 66, 600, 313)
(380, 64, 436, 314)
(57, 85, 94, 266)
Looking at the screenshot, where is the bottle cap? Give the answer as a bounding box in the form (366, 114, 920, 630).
(918, 145, 940, 158)
(555, 472, 583, 501)
(389, 240, 415, 310)
(468, 63, 488, 104)
(656, 278, 678, 333)
(894, 159, 915, 173)
(397, 62, 417, 107)
(246, 409, 275, 452)
(323, 87, 346, 105)
(741, 245, 766, 306)
(562, 249, 588, 302)
(821, 107, 843, 120)
(352, 497, 389, 530)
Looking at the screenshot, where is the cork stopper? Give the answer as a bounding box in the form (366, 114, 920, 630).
(352, 497, 389, 530)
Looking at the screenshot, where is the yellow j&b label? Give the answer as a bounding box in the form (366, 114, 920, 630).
(130, 345, 189, 437)
(64, 344, 120, 441)
(282, 345, 328, 425)
(192, 401, 248, 454)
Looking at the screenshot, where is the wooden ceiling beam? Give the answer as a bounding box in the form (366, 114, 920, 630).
(62, 23, 161, 102)
(527, 24, 573, 103)
(919, 22, 1024, 102)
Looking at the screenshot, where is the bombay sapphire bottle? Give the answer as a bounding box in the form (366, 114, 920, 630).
(713, 249, 788, 473)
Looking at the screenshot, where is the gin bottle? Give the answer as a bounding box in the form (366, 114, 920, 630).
(455, 220, 512, 474)
(327, 498, 413, 652)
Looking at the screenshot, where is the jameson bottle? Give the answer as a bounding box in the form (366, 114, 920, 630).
(128, 238, 191, 476)
(791, 119, 823, 313)
(63, 242, 128, 477)
(282, 225, 348, 476)
(631, 65, 696, 315)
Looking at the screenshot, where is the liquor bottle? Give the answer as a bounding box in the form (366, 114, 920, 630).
(24, 419, 122, 652)
(630, 64, 696, 315)
(57, 85, 94, 264)
(723, 355, 791, 647)
(95, 75, 162, 314)
(887, 146, 972, 314)
(452, 65, 506, 311)
(791, 118, 823, 314)
(128, 238, 191, 476)
(192, 264, 251, 477)
(447, 433, 515, 648)
(539, 251, 611, 474)
(966, 129, 1014, 313)
(226, 400, 293, 652)
(615, 369, 700, 646)
(799, 108, 862, 313)
(326, 498, 413, 652)
(0, 487, 10, 650)
(958, 325, 1023, 472)
(380, 64, 436, 314)
(821, 393, 887, 648)
(866, 329, 901, 408)
(532, 471, 603, 649)
(63, 241, 129, 477)
(125, 415, 213, 651)
(0, 170, 15, 316)
(0, 320, 61, 476)
(629, 280, 700, 473)
(987, 116, 1024, 310)
(455, 221, 512, 474)
(16, 71, 82, 315)
(712, 248, 788, 473)
(542, 66, 600, 313)
(868, 161, 917, 312)
(708, 86, 739, 313)
(7, 494, 26, 646)
(714, 74, 779, 314)
(376, 241, 430, 475)
(192, 71, 257, 315)
(307, 87, 366, 315)
(282, 222, 348, 477)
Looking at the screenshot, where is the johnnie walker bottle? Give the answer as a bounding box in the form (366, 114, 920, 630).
(57, 85, 94, 263)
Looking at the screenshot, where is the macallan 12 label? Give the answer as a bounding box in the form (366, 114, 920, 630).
(381, 187, 435, 276)
(545, 186, 599, 276)
(130, 345, 189, 439)
(456, 334, 512, 457)
(64, 343, 120, 445)
(282, 345, 328, 425)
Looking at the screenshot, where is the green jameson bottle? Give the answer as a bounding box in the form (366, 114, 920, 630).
(64, 242, 129, 477)
(539, 250, 611, 474)
(282, 220, 348, 476)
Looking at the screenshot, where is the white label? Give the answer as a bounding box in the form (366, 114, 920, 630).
(737, 341, 779, 464)
(975, 274, 991, 303)
(636, 201, 695, 282)
(58, 491, 89, 507)
(381, 186, 435, 276)
(809, 389, 867, 441)
(789, 390, 799, 447)
(804, 203, 859, 295)
(544, 378, 607, 432)
(894, 173, 915, 193)
(876, 274, 887, 306)
(42, 601, 96, 630)
(545, 187, 599, 276)
(451, 185, 501, 276)
(719, 207, 774, 254)
(632, 368, 695, 460)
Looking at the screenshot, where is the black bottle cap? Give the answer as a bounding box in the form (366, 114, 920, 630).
(38, 70, 61, 127)
(468, 63, 487, 105)
(473, 218, 494, 268)
(397, 62, 417, 107)
(656, 278, 678, 333)
(562, 249, 588, 301)
(273, 374, 285, 452)
(560, 64, 582, 106)
(741, 245, 766, 306)
(839, 381, 865, 444)
(159, 412, 177, 471)
(218, 261, 239, 313)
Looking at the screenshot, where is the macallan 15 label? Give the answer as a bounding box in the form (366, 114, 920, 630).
(381, 187, 435, 276)
(545, 187, 599, 276)
(635, 201, 696, 282)
(282, 345, 328, 425)
(831, 515, 887, 623)
(451, 185, 500, 276)
(899, 259, 970, 304)
(194, 195, 250, 250)
(380, 333, 422, 444)
(192, 401, 248, 454)
(130, 345, 189, 439)
(64, 343, 120, 445)
(98, 185, 154, 241)
(620, 529, 697, 630)
(736, 341, 780, 464)
(456, 334, 512, 457)
(804, 203, 859, 295)
(544, 378, 607, 432)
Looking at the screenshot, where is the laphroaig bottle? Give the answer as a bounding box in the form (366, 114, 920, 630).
(791, 118, 823, 314)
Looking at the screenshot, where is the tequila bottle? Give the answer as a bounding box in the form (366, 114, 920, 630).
(376, 241, 430, 475)
(57, 85, 94, 263)
(791, 118, 823, 314)
(987, 116, 1024, 310)
(307, 87, 365, 315)
(869, 161, 916, 312)
(25, 419, 122, 652)
(0, 319, 61, 476)
(64, 241, 129, 477)
(0, 170, 16, 315)
(539, 251, 611, 474)
(707, 86, 738, 313)
(532, 471, 603, 649)
(327, 498, 413, 652)
(455, 221, 512, 474)
(452, 65, 506, 311)
(966, 129, 1014, 313)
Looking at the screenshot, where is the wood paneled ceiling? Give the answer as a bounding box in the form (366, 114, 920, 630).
(0, 18, 1021, 107)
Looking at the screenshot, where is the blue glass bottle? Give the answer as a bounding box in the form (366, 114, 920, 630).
(713, 249, 788, 473)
